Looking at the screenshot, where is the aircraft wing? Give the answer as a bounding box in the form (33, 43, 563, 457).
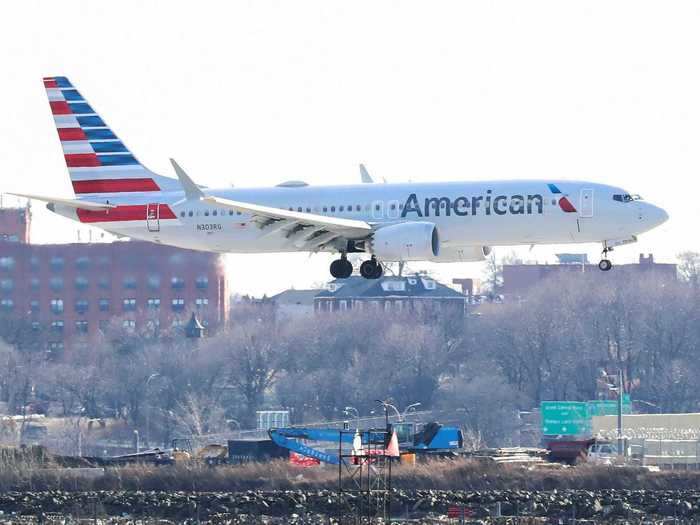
(7, 192, 116, 211)
(203, 195, 373, 248)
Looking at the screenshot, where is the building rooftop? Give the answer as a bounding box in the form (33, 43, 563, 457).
(316, 275, 465, 299)
(270, 289, 320, 305)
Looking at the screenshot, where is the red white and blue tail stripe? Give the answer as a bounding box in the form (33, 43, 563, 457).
(43, 76, 179, 195)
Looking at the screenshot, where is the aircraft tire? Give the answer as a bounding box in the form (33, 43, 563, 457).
(330, 258, 353, 279)
(598, 259, 613, 271)
(360, 260, 378, 279)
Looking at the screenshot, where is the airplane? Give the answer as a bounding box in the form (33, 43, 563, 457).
(11, 76, 669, 279)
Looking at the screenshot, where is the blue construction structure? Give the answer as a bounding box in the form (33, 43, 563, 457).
(268, 421, 463, 464)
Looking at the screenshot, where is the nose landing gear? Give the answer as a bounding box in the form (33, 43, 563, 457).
(599, 243, 613, 272)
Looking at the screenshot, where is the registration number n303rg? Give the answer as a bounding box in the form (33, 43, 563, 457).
(196, 223, 222, 231)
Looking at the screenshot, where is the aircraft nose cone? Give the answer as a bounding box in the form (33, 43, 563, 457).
(642, 203, 669, 229)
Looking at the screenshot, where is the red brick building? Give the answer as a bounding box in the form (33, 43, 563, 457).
(0, 205, 30, 243)
(0, 206, 228, 351)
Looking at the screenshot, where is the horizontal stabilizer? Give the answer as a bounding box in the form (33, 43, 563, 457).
(7, 192, 116, 211)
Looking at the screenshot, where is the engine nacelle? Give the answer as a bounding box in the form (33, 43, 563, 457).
(430, 245, 492, 263)
(371, 222, 440, 261)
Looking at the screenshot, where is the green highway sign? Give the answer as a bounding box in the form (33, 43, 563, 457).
(541, 401, 591, 436)
(587, 395, 632, 416)
(541, 395, 633, 436)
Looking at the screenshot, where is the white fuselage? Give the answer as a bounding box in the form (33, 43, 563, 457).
(56, 179, 668, 260)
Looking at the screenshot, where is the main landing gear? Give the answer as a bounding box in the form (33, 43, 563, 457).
(360, 256, 383, 279)
(329, 255, 384, 280)
(329, 255, 353, 279)
(599, 243, 613, 272)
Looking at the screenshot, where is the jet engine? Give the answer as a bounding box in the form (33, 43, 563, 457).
(430, 245, 492, 263)
(371, 222, 440, 261)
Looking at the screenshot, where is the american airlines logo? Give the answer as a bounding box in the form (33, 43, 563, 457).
(401, 191, 545, 218)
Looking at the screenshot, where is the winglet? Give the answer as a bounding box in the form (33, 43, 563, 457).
(170, 159, 205, 200)
(359, 164, 374, 183)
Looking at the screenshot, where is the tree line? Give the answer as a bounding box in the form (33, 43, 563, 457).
(0, 253, 698, 448)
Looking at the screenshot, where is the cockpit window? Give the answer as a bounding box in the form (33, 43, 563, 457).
(613, 193, 642, 203)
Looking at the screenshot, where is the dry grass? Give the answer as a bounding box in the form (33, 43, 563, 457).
(3, 456, 700, 492)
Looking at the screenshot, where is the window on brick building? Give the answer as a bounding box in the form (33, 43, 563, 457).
(171, 277, 185, 289)
(30, 300, 39, 313)
(49, 256, 64, 271)
(0, 257, 15, 270)
(123, 319, 136, 330)
(171, 298, 185, 312)
(75, 320, 88, 334)
(122, 298, 136, 311)
(49, 277, 64, 291)
(30, 278, 39, 291)
(75, 256, 90, 270)
(147, 275, 161, 289)
(50, 299, 64, 314)
(196, 276, 209, 289)
(31, 321, 40, 332)
(0, 299, 13, 311)
(98, 298, 110, 312)
(0, 279, 13, 292)
(75, 299, 89, 314)
(51, 320, 64, 332)
(75, 276, 89, 290)
(147, 298, 161, 309)
(98, 277, 111, 290)
(48, 341, 64, 353)
(123, 276, 137, 289)
(195, 298, 209, 307)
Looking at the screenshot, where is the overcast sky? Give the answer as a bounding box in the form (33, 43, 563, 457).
(1, 1, 697, 296)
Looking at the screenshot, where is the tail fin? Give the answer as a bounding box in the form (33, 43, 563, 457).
(43, 76, 180, 195)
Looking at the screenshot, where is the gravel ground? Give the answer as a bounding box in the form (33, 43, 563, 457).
(0, 489, 699, 523)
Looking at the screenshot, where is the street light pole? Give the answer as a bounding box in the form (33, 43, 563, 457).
(375, 400, 401, 428)
(617, 369, 624, 460)
(145, 373, 159, 448)
(402, 402, 421, 421)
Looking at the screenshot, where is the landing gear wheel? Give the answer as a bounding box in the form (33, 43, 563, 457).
(330, 258, 353, 279)
(598, 259, 613, 272)
(360, 258, 383, 279)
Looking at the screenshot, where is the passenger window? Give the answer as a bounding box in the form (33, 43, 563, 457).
(212, 210, 217, 216)
(323, 207, 328, 212)
(188, 211, 193, 217)
(306, 207, 311, 213)
(229, 210, 234, 216)
(297, 207, 302, 212)
(356, 205, 361, 211)
(331, 206, 336, 212)
(339, 206, 344, 212)
(204, 211, 209, 216)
